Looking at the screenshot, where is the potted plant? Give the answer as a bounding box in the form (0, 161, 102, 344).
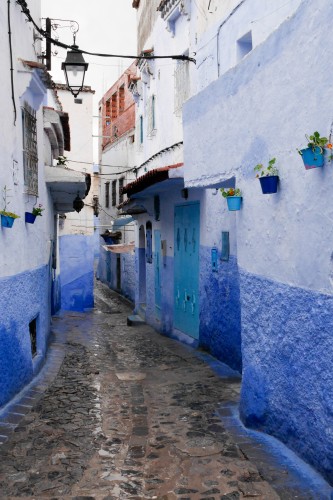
(220, 187, 242, 211)
(298, 131, 331, 169)
(254, 157, 279, 194)
(0, 186, 20, 228)
(25, 204, 44, 224)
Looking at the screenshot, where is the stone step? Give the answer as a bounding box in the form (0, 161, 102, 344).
(127, 314, 146, 326)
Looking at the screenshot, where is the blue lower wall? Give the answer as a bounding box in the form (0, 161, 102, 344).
(199, 248, 242, 372)
(60, 235, 94, 312)
(0, 265, 50, 408)
(239, 269, 333, 484)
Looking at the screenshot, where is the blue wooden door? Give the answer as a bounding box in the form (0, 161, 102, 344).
(174, 203, 200, 338)
(154, 230, 162, 319)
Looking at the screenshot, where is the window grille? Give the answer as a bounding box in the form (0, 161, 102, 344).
(112, 180, 117, 206)
(119, 178, 124, 204)
(22, 102, 38, 196)
(174, 60, 189, 116)
(105, 182, 110, 208)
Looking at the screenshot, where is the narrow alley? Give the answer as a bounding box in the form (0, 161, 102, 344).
(0, 282, 329, 500)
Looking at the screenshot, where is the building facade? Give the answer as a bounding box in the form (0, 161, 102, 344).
(182, 0, 333, 484)
(97, 63, 137, 302)
(0, 0, 88, 409)
(111, 0, 333, 484)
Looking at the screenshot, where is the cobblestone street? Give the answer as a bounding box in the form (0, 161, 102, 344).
(0, 282, 330, 499)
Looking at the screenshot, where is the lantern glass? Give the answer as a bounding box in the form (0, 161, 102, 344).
(62, 47, 88, 97)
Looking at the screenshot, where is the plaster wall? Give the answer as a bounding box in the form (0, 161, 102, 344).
(134, 13, 190, 175)
(56, 89, 95, 237)
(193, 0, 302, 92)
(183, 0, 333, 480)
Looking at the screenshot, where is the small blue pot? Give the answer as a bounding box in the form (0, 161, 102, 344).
(1, 215, 15, 228)
(226, 196, 242, 211)
(25, 212, 36, 224)
(300, 147, 325, 169)
(259, 175, 279, 194)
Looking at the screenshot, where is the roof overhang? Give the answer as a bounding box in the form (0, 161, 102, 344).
(45, 165, 87, 214)
(122, 163, 184, 198)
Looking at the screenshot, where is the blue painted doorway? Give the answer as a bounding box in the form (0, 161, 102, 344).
(174, 202, 200, 339)
(154, 230, 162, 319)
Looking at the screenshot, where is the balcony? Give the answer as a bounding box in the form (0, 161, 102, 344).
(45, 165, 87, 213)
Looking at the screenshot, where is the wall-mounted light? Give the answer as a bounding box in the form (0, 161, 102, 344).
(62, 45, 88, 98)
(73, 193, 84, 212)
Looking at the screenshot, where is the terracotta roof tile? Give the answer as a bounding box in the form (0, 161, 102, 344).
(122, 163, 183, 196)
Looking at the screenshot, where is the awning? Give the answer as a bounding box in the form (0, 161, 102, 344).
(102, 243, 135, 254)
(122, 163, 184, 197)
(112, 216, 134, 229)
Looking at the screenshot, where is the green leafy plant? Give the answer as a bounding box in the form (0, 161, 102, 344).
(0, 186, 19, 218)
(32, 204, 44, 216)
(301, 131, 329, 154)
(57, 155, 67, 165)
(220, 187, 242, 198)
(254, 158, 278, 177)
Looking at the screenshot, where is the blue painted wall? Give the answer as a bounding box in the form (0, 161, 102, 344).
(0, 265, 51, 408)
(98, 245, 135, 303)
(59, 235, 94, 312)
(199, 248, 242, 372)
(239, 270, 333, 484)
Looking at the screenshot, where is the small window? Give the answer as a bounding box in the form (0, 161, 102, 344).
(237, 31, 252, 62)
(146, 221, 153, 263)
(29, 318, 37, 357)
(154, 195, 160, 221)
(105, 182, 110, 208)
(74, 98, 83, 104)
(140, 115, 143, 144)
(119, 178, 124, 204)
(112, 180, 117, 206)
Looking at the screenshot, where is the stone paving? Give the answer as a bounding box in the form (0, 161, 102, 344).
(0, 282, 331, 499)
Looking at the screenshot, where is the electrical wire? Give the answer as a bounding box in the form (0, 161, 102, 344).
(16, 0, 196, 64)
(8, 0, 16, 125)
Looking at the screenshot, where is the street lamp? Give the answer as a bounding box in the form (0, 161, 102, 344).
(73, 193, 84, 212)
(61, 45, 89, 98)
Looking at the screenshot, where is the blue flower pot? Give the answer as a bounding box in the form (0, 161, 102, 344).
(226, 196, 242, 211)
(25, 212, 36, 224)
(259, 175, 279, 194)
(1, 215, 15, 228)
(300, 147, 325, 169)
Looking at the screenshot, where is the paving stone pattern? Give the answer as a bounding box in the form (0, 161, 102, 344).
(0, 282, 321, 499)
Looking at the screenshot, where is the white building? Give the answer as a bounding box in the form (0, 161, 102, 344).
(0, 0, 87, 408)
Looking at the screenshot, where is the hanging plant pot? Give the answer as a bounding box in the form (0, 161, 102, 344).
(25, 212, 37, 224)
(1, 215, 15, 228)
(226, 196, 242, 211)
(300, 147, 325, 170)
(259, 175, 279, 194)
